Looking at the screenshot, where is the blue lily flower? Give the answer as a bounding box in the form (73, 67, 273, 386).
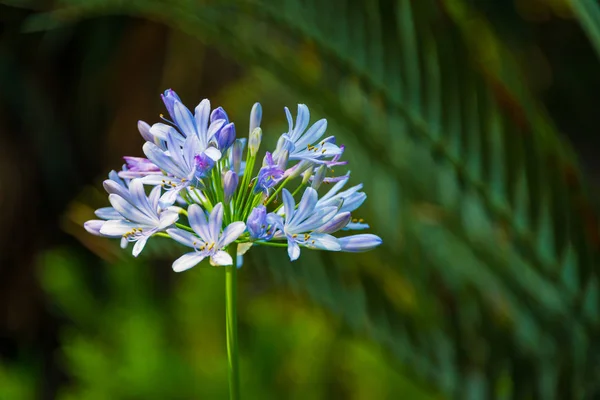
(272, 104, 343, 166)
(166, 203, 246, 272)
(271, 187, 341, 261)
(315, 173, 370, 230)
(141, 131, 217, 206)
(255, 152, 285, 194)
(246, 205, 276, 240)
(89, 179, 180, 256)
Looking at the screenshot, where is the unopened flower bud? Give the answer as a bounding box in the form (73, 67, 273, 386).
(249, 102, 262, 134)
(249, 127, 262, 156)
(247, 205, 268, 239)
(311, 165, 327, 190)
(231, 139, 245, 175)
(286, 160, 311, 179)
(302, 168, 312, 185)
(216, 122, 236, 150)
(223, 170, 239, 204)
(210, 106, 229, 123)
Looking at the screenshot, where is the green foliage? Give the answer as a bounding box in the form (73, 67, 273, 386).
(2, 0, 600, 398)
(34, 248, 435, 399)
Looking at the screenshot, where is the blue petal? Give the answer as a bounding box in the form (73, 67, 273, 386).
(291, 104, 310, 142)
(137, 120, 154, 142)
(188, 204, 212, 242)
(287, 237, 301, 261)
(173, 100, 197, 137)
(100, 219, 138, 236)
(208, 203, 224, 243)
(148, 185, 161, 211)
(108, 194, 157, 225)
(84, 220, 105, 236)
(210, 250, 233, 266)
(143, 142, 187, 178)
(290, 187, 318, 226)
(282, 189, 295, 226)
(194, 99, 211, 146)
(340, 192, 367, 213)
(172, 252, 206, 272)
(103, 179, 131, 202)
(132, 236, 149, 257)
(218, 222, 246, 248)
(294, 118, 327, 149)
(292, 206, 338, 233)
(128, 179, 156, 219)
(303, 233, 341, 251)
(95, 207, 121, 220)
(166, 228, 201, 248)
(338, 234, 382, 252)
(314, 212, 351, 234)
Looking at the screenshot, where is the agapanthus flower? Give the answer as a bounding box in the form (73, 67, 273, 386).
(272, 104, 343, 167)
(84, 90, 381, 270)
(255, 152, 284, 194)
(167, 203, 245, 271)
(246, 205, 275, 241)
(86, 178, 179, 256)
(270, 188, 342, 261)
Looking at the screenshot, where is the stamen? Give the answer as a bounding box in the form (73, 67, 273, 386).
(292, 234, 298, 238)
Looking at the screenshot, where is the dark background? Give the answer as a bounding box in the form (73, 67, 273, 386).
(1, 0, 600, 398)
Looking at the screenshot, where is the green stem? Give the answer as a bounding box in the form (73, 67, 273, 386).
(225, 245, 240, 400)
(175, 223, 195, 233)
(264, 176, 292, 206)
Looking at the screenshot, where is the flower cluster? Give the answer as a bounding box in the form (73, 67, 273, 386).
(85, 90, 382, 271)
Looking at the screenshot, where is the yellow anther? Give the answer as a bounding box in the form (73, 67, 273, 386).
(208, 242, 215, 250)
(359, 219, 364, 223)
(321, 149, 326, 154)
(292, 234, 298, 238)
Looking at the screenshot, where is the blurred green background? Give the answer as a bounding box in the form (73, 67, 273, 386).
(2, 0, 600, 398)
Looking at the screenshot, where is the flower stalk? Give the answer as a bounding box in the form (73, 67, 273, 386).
(225, 244, 240, 400)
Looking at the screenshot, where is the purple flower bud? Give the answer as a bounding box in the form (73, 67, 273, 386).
(247, 205, 271, 239)
(161, 89, 182, 119)
(249, 102, 262, 134)
(338, 234, 382, 252)
(215, 122, 236, 150)
(222, 170, 239, 203)
(210, 106, 229, 123)
(231, 139, 245, 174)
(194, 153, 215, 178)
